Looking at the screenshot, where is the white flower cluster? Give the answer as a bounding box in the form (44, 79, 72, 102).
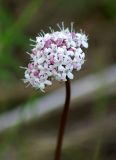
(23, 23, 88, 92)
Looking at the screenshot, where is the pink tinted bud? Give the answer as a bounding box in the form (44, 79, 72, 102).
(68, 47, 75, 52)
(56, 38, 63, 46)
(33, 71, 39, 77)
(71, 32, 76, 38)
(28, 63, 33, 70)
(45, 39, 52, 48)
(50, 56, 55, 65)
(32, 50, 36, 55)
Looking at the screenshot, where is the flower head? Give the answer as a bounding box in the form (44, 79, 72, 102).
(23, 22, 88, 92)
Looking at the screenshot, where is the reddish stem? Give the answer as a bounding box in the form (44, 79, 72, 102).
(55, 78, 71, 160)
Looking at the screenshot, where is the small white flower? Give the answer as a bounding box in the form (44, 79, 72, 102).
(67, 72, 74, 79)
(39, 83, 45, 91)
(45, 80, 52, 85)
(23, 22, 88, 92)
(44, 33, 51, 41)
(58, 65, 65, 71)
(67, 50, 74, 56)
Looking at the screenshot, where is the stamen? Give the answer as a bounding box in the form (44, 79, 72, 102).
(19, 66, 27, 69)
(41, 30, 45, 35)
(39, 33, 43, 37)
(49, 26, 53, 33)
(62, 22, 64, 30)
(80, 29, 83, 34)
(71, 22, 74, 32)
(26, 83, 30, 87)
(29, 38, 36, 42)
(57, 23, 62, 30)
(30, 44, 36, 47)
(38, 33, 42, 37)
(26, 52, 31, 55)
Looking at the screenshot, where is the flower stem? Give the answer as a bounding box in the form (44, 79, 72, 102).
(54, 78, 71, 160)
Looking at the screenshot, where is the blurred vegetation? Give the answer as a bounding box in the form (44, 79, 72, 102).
(0, 0, 43, 81)
(0, 0, 116, 159)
